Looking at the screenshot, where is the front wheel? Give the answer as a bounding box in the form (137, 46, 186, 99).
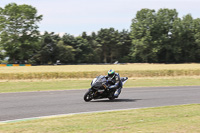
(108, 97, 115, 100)
(108, 91, 115, 100)
(84, 90, 94, 102)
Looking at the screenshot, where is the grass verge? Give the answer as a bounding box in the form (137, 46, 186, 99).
(1, 104, 200, 133)
(0, 77, 200, 93)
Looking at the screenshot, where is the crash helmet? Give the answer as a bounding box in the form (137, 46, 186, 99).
(108, 69, 115, 79)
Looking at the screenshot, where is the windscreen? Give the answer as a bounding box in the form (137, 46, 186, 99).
(92, 76, 106, 88)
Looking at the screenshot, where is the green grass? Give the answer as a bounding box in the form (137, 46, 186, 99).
(125, 77, 200, 87)
(0, 77, 200, 93)
(1, 104, 200, 133)
(0, 80, 91, 93)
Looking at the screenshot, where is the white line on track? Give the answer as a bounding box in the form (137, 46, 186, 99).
(1, 104, 191, 124)
(0, 107, 151, 124)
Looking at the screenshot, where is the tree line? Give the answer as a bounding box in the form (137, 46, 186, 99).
(0, 3, 200, 64)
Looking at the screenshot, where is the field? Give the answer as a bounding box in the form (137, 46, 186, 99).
(0, 63, 200, 80)
(1, 104, 200, 133)
(1, 63, 200, 73)
(0, 63, 200, 93)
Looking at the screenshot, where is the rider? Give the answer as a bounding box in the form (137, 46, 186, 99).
(106, 69, 122, 98)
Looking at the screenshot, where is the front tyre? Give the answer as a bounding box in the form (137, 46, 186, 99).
(108, 91, 115, 100)
(84, 90, 93, 102)
(108, 97, 115, 100)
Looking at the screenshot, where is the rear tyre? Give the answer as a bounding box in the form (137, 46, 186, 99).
(84, 90, 93, 102)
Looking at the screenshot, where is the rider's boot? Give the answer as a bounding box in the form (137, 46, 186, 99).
(114, 87, 122, 98)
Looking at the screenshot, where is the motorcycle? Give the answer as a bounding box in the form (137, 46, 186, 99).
(84, 75, 128, 102)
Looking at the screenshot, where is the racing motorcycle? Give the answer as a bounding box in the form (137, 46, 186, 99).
(84, 75, 128, 102)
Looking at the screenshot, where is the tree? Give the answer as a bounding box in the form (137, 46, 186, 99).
(155, 9, 178, 63)
(0, 3, 42, 63)
(81, 32, 102, 63)
(118, 30, 132, 62)
(130, 9, 157, 62)
(193, 18, 200, 62)
(35, 32, 60, 64)
(62, 33, 77, 47)
(130, 8, 179, 63)
(169, 18, 183, 62)
(180, 14, 196, 62)
(74, 36, 93, 63)
(0, 50, 4, 62)
(96, 28, 121, 63)
(171, 14, 198, 63)
(56, 40, 75, 63)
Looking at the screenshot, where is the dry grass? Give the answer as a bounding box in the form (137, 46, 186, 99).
(0, 63, 200, 73)
(0, 63, 200, 80)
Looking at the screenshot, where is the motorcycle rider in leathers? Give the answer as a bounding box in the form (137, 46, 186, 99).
(106, 69, 122, 98)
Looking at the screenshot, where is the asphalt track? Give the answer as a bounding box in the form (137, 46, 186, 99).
(0, 86, 200, 122)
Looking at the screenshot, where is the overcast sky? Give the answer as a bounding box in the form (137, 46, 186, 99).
(1, 0, 200, 36)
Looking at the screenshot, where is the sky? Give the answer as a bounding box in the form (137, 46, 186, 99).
(1, 0, 200, 36)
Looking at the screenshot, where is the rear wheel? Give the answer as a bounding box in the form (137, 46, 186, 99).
(84, 90, 94, 102)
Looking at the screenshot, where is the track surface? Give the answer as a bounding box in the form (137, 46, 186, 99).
(0, 86, 200, 121)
